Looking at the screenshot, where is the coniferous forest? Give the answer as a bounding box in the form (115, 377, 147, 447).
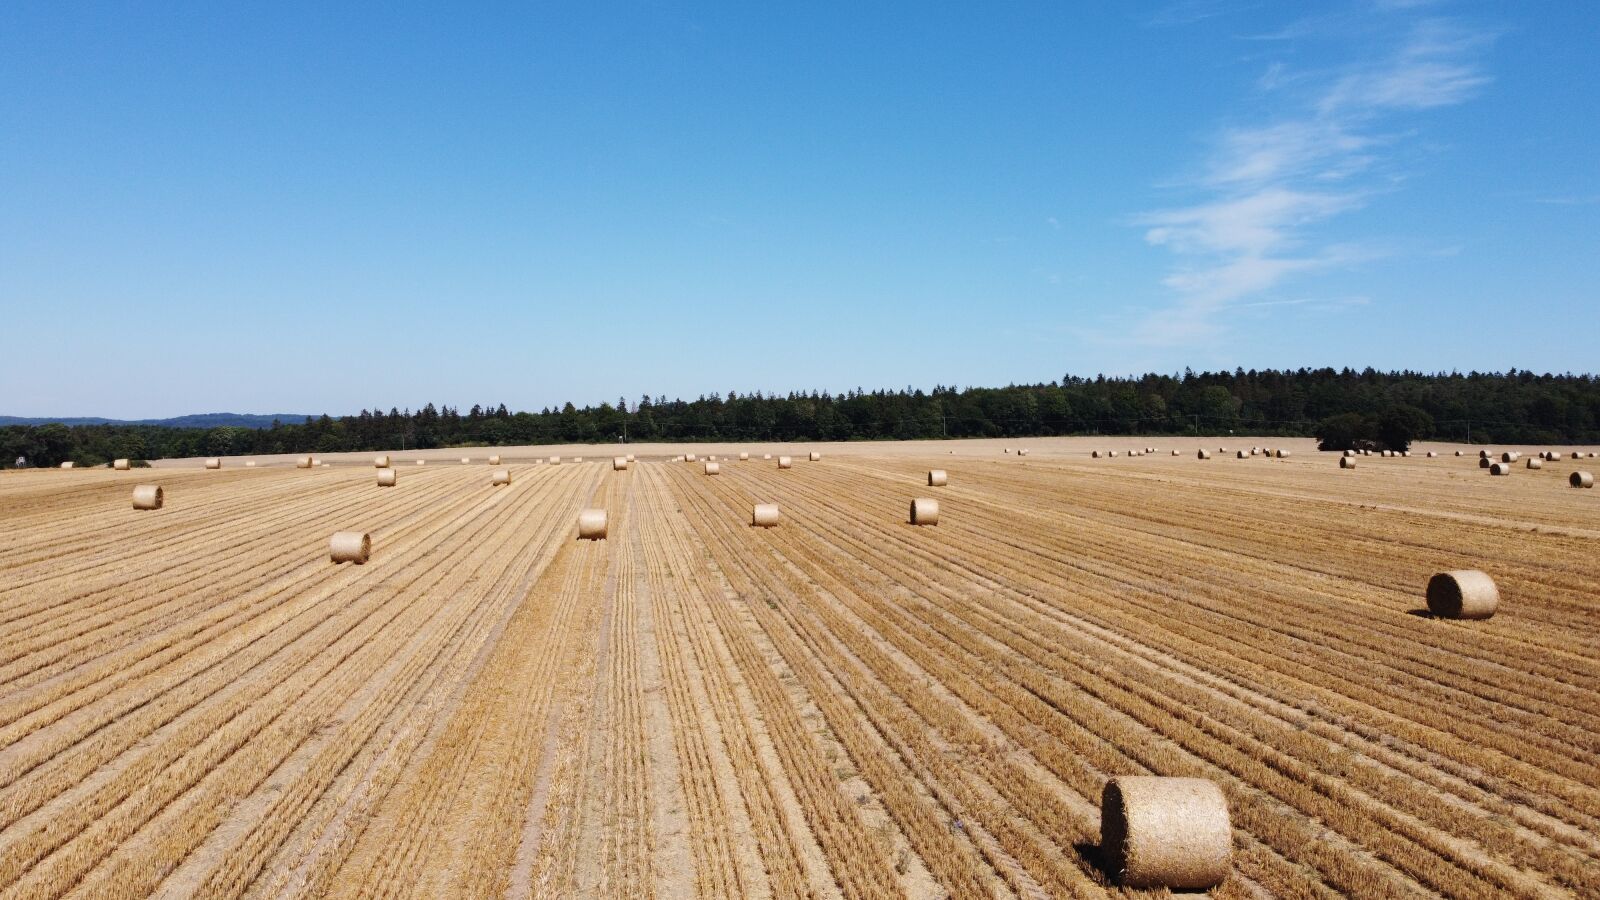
(4, 368, 1598, 467)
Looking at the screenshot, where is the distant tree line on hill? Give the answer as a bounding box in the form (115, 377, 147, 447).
(4, 368, 1598, 467)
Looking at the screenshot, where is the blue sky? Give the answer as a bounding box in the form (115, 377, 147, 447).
(1, 1, 1595, 418)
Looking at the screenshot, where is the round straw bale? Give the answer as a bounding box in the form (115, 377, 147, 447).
(1426, 570, 1498, 619)
(416, 459, 425, 465)
(1480, 449, 1491, 458)
(1490, 462, 1511, 475)
(329, 531, 371, 565)
(1100, 776, 1231, 889)
(113, 458, 130, 470)
(245, 461, 256, 467)
(686, 453, 698, 462)
(809, 451, 821, 461)
(204, 458, 221, 469)
(1093, 450, 1102, 458)
(1572, 471, 1595, 488)
(613, 456, 629, 471)
(491, 468, 511, 486)
(928, 469, 948, 486)
(1455, 450, 1462, 456)
(321, 463, 330, 467)
(708, 455, 717, 461)
(577, 508, 607, 540)
(763, 454, 772, 460)
(298, 456, 314, 468)
(626, 453, 636, 462)
(1526, 458, 1543, 470)
(573, 456, 583, 463)
(1236, 450, 1247, 459)
(549, 455, 560, 464)
(1362, 449, 1371, 456)
(1249, 448, 1258, 456)
(1218, 447, 1227, 452)
(1197, 449, 1211, 459)
(1573, 451, 1585, 460)
(704, 462, 720, 475)
(132, 485, 163, 510)
(488, 454, 501, 465)
(738, 452, 748, 461)
(751, 503, 780, 527)
(1018, 449, 1029, 456)
(1401, 451, 1411, 457)
(1427, 451, 1437, 457)
(1340, 456, 1356, 469)
(374, 455, 391, 468)
(1276, 449, 1290, 458)
(1501, 451, 1520, 463)
(777, 456, 792, 469)
(1171, 449, 1180, 456)
(377, 468, 398, 486)
(909, 497, 940, 526)
(460, 457, 471, 464)
(1479, 457, 1491, 468)
(1147, 447, 1156, 454)
(1590, 452, 1598, 458)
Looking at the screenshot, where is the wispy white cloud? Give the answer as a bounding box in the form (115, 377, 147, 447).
(1131, 6, 1494, 344)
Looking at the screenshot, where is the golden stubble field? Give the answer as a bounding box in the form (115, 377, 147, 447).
(2, 442, 1597, 898)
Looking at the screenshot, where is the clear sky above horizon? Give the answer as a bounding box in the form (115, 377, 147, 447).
(2, 1, 1596, 418)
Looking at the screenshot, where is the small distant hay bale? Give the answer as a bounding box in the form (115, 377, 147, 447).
(1479, 449, 1491, 459)
(751, 503, 780, 527)
(1526, 458, 1543, 470)
(1344, 449, 1357, 457)
(809, 451, 821, 461)
(1572, 471, 1595, 488)
(321, 463, 330, 468)
(738, 452, 748, 461)
(488, 455, 501, 465)
(626, 453, 636, 462)
(549, 455, 560, 464)
(1479, 457, 1491, 469)
(763, 454, 772, 460)
(1340, 456, 1356, 469)
(330, 531, 371, 564)
(1573, 451, 1585, 460)
(613, 457, 629, 471)
(1197, 449, 1211, 460)
(245, 461, 256, 467)
(1236, 450, 1247, 459)
(298, 456, 314, 468)
(1171, 449, 1180, 456)
(1276, 449, 1290, 458)
(704, 462, 720, 475)
(708, 455, 717, 461)
(491, 468, 511, 486)
(1100, 776, 1231, 890)
(1427, 451, 1437, 458)
(1489, 462, 1511, 476)
(777, 456, 793, 469)
(1501, 451, 1520, 463)
(460, 457, 471, 464)
(1426, 570, 1498, 619)
(132, 485, 163, 510)
(312, 457, 321, 466)
(1589, 452, 1598, 459)
(1017, 449, 1029, 456)
(374, 455, 391, 468)
(1110, 450, 1119, 458)
(909, 497, 940, 526)
(377, 468, 398, 486)
(686, 453, 698, 462)
(415, 459, 426, 465)
(1146, 447, 1156, 454)
(113, 458, 130, 470)
(1249, 448, 1259, 456)
(1362, 449, 1371, 456)
(577, 508, 607, 540)
(204, 458, 221, 469)
(928, 469, 948, 486)
(1455, 450, 1463, 456)
(1218, 447, 1227, 452)
(1093, 450, 1102, 458)
(573, 456, 583, 463)
(1401, 451, 1410, 457)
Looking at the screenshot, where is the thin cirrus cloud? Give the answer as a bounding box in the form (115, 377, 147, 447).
(1130, 8, 1494, 346)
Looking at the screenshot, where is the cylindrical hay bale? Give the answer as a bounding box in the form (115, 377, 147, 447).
(113, 458, 130, 470)
(488, 454, 501, 465)
(1218, 447, 1227, 452)
(549, 455, 560, 464)
(626, 453, 636, 462)
(1501, 451, 1519, 463)
(245, 461, 257, 467)
(1590, 452, 1598, 459)
(704, 462, 720, 475)
(1401, 451, 1411, 457)
(1275, 449, 1290, 458)
(1455, 450, 1463, 456)
(1479, 457, 1491, 469)
(1526, 458, 1543, 470)
(777, 456, 793, 469)
(751, 503, 780, 527)
(686, 453, 698, 462)
(1171, 449, 1180, 456)
(1236, 450, 1248, 459)
(491, 468, 511, 486)
(1100, 776, 1231, 890)
(377, 468, 398, 486)
(1109, 450, 1119, 458)
(809, 451, 821, 461)
(1427, 451, 1437, 457)
(374, 455, 391, 468)
(1092, 450, 1102, 458)
(1479, 449, 1490, 458)
(1572, 471, 1595, 488)
(312, 457, 322, 466)
(132, 485, 163, 510)
(329, 531, 371, 565)
(738, 452, 748, 461)
(1018, 449, 1029, 456)
(298, 456, 314, 468)
(460, 457, 471, 464)
(416, 459, 425, 465)
(577, 508, 607, 540)
(1362, 449, 1371, 456)
(1489, 462, 1511, 476)
(909, 497, 940, 526)
(613, 456, 629, 471)
(928, 469, 948, 486)
(59, 460, 75, 469)
(1340, 456, 1356, 469)
(1573, 452, 1585, 460)
(1426, 570, 1498, 619)
(708, 455, 717, 461)
(1197, 449, 1210, 460)
(204, 458, 221, 469)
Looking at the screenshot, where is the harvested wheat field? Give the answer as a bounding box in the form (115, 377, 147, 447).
(2, 445, 1598, 899)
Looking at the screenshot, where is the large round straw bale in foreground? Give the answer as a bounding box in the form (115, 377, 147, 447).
(298, 456, 314, 468)
(491, 468, 511, 486)
(613, 457, 629, 471)
(577, 508, 607, 540)
(113, 458, 130, 470)
(1100, 776, 1231, 890)
(1526, 458, 1543, 470)
(377, 468, 397, 486)
(1489, 462, 1511, 476)
(809, 451, 821, 461)
(928, 469, 948, 487)
(329, 531, 371, 565)
(751, 503, 780, 527)
(204, 458, 221, 469)
(1426, 570, 1498, 619)
(132, 485, 163, 510)
(777, 456, 792, 469)
(909, 497, 940, 526)
(1573, 471, 1595, 488)
(374, 455, 391, 468)
(1197, 449, 1210, 460)
(704, 462, 720, 475)
(1340, 456, 1356, 469)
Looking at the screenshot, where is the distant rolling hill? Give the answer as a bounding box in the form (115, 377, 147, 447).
(0, 413, 314, 429)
